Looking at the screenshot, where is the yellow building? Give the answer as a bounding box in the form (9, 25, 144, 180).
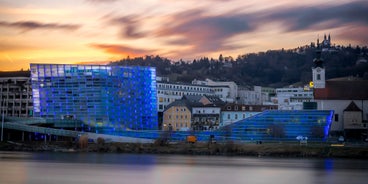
(162, 100, 192, 131)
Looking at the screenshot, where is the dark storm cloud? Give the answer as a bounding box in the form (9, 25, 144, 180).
(90, 43, 155, 56)
(110, 16, 147, 39)
(0, 20, 80, 32)
(263, 1, 368, 32)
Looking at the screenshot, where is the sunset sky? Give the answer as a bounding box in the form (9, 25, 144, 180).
(0, 0, 367, 71)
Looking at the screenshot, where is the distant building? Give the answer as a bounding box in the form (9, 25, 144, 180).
(0, 77, 33, 117)
(220, 103, 277, 127)
(312, 44, 368, 138)
(162, 99, 192, 131)
(192, 78, 238, 102)
(274, 87, 314, 110)
(156, 81, 220, 112)
(314, 77, 368, 136)
(30, 64, 158, 131)
(238, 86, 274, 105)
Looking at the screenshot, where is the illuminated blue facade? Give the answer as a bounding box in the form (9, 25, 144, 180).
(30, 64, 158, 130)
(101, 110, 333, 142)
(218, 110, 334, 141)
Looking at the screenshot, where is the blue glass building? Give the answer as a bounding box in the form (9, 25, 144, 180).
(30, 64, 158, 131)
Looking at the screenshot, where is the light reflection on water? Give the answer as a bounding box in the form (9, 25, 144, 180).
(0, 152, 367, 184)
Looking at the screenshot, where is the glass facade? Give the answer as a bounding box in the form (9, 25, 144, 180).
(220, 110, 334, 141)
(103, 110, 333, 142)
(30, 64, 158, 131)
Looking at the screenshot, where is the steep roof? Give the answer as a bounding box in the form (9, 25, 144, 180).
(182, 95, 202, 103)
(314, 78, 368, 100)
(344, 101, 362, 112)
(164, 99, 194, 112)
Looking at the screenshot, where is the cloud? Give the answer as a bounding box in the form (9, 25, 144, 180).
(110, 16, 147, 39)
(261, 1, 368, 32)
(90, 43, 155, 56)
(0, 20, 80, 32)
(156, 10, 254, 55)
(85, 0, 117, 3)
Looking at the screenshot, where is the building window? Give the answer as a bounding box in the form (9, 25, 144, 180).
(317, 74, 321, 80)
(334, 114, 339, 121)
(227, 106, 231, 110)
(227, 114, 230, 119)
(234, 106, 238, 110)
(235, 114, 238, 119)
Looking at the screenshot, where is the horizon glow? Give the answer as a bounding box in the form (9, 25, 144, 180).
(0, 0, 367, 71)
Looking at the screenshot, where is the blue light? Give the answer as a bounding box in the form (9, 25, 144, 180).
(30, 64, 158, 132)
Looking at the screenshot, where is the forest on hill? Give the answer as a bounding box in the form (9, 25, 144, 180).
(111, 45, 368, 88)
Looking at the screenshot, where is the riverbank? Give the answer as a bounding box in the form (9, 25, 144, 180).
(1, 141, 368, 158)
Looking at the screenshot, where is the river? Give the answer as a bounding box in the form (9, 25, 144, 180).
(0, 151, 367, 184)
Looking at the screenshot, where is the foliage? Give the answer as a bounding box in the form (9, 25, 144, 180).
(110, 45, 367, 87)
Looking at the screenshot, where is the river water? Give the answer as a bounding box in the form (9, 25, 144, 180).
(0, 151, 367, 184)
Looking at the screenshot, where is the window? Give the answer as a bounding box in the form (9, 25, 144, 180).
(227, 114, 230, 119)
(317, 74, 321, 80)
(235, 114, 238, 119)
(334, 114, 339, 121)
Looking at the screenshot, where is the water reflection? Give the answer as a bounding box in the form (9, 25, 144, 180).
(0, 152, 367, 184)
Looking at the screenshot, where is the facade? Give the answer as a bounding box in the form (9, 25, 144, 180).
(238, 86, 273, 105)
(162, 100, 192, 131)
(30, 64, 158, 131)
(157, 81, 219, 112)
(220, 104, 277, 127)
(0, 77, 33, 117)
(274, 87, 314, 110)
(222, 110, 333, 141)
(192, 78, 237, 102)
(192, 105, 221, 130)
(314, 77, 368, 134)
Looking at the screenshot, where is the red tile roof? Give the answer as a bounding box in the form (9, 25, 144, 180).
(314, 78, 368, 100)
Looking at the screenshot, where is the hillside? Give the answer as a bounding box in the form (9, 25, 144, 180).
(111, 45, 368, 88)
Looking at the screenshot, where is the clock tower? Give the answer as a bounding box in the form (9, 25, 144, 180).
(312, 47, 325, 88)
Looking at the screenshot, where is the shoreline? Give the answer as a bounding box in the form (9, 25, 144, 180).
(1, 141, 368, 159)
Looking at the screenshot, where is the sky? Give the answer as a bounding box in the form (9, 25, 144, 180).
(0, 0, 367, 71)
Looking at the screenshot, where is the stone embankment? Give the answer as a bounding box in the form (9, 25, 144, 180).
(1, 141, 368, 158)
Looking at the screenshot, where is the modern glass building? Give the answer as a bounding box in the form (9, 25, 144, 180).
(30, 64, 158, 131)
(217, 110, 334, 142)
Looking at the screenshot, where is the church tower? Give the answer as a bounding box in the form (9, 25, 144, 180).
(312, 45, 325, 88)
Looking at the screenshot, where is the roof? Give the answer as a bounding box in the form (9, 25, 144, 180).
(344, 101, 362, 112)
(203, 95, 225, 106)
(182, 95, 203, 103)
(164, 99, 194, 112)
(314, 78, 368, 100)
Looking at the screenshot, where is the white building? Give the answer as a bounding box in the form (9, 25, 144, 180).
(275, 87, 314, 110)
(192, 78, 238, 102)
(314, 77, 368, 135)
(157, 81, 225, 112)
(0, 77, 33, 117)
(238, 86, 274, 105)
